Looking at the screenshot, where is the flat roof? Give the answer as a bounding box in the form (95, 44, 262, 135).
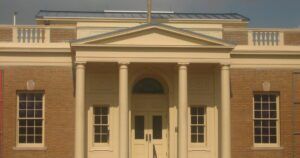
(36, 10, 250, 21)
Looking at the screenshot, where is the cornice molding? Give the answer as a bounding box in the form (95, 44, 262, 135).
(0, 48, 71, 53)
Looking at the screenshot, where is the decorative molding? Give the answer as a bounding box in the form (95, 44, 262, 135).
(220, 62, 231, 66)
(251, 147, 284, 151)
(0, 43, 71, 53)
(76, 62, 86, 69)
(178, 62, 190, 66)
(75, 61, 87, 65)
(0, 62, 72, 66)
(118, 61, 130, 65)
(262, 81, 271, 91)
(0, 48, 71, 53)
(13, 146, 47, 151)
(26, 80, 36, 90)
(72, 44, 233, 49)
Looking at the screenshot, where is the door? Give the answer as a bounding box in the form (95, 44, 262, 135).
(132, 112, 168, 158)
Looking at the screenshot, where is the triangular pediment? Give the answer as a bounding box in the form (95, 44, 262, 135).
(72, 24, 234, 48)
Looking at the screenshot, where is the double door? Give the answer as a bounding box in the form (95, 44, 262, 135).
(132, 112, 168, 158)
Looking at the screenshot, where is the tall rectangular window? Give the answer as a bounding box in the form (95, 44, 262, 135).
(253, 93, 279, 146)
(17, 92, 44, 146)
(190, 106, 206, 143)
(93, 106, 109, 144)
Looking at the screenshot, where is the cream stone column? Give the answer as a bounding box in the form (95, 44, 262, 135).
(119, 63, 129, 158)
(75, 63, 85, 158)
(220, 64, 231, 158)
(178, 63, 188, 158)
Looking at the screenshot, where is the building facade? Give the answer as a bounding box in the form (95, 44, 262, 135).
(0, 10, 300, 158)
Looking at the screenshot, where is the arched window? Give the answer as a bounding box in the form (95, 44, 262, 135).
(133, 78, 164, 94)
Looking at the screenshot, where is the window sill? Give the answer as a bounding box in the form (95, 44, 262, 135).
(13, 146, 47, 151)
(90, 146, 113, 151)
(251, 146, 284, 150)
(188, 147, 210, 151)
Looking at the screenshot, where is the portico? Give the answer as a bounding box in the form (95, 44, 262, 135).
(72, 23, 233, 158)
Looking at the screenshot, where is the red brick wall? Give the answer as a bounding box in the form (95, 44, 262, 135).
(231, 69, 298, 158)
(2, 66, 75, 158)
(223, 23, 248, 45)
(284, 32, 300, 45)
(293, 72, 300, 158)
(0, 70, 3, 158)
(50, 28, 76, 42)
(0, 28, 12, 42)
(223, 30, 248, 45)
(1, 66, 299, 158)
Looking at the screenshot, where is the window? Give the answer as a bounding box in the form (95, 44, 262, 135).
(133, 78, 164, 94)
(253, 93, 279, 147)
(17, 92, 44, 146)
(134, 115, 144, 139)
(93, 106, 109, 144)
(190, 106, 206, 143)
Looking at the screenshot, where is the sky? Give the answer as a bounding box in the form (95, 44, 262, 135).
(0, 0, 299, 27)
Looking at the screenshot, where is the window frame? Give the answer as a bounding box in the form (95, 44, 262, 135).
(91, 105, 111, 149)
(188, 105, 207, 148)
(253, 92, 280, 148)
(16, 91, 45, 148)
(132, 78, 165, 94)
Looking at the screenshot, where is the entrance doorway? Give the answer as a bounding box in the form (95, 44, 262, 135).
(132, 112, 167, 158)
(131, 77, 169, 158)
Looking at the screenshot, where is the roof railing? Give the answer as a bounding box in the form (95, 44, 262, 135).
(0, 25, 76, 44)
(0, 25, 299, 47)
(248, 30, 284, 46)
(13, 26, 50, 43)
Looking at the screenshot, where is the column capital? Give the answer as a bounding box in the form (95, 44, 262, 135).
(75, 62, 86, 67)
(118, 62, 130, 69)
(76, 63, 86, 70)
(75, 61, 86, 64)
(178, 62, 190, 66)
(178, 63, 189, 70)
(118, 61, 130, 65)
(220, 62, 230, 66)
(220, 63, 230, 70)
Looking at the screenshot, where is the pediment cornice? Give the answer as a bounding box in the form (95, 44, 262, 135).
(71, 23, 235, 49)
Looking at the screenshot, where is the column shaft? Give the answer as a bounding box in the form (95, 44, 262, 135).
(178, 64, 188, 158)
(75, 63, 85, 158)
(119, 64, 129, 158)
(221, 64, 231, 158)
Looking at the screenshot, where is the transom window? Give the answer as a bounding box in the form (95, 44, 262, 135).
(17, 92, 44, 146)
(93, 106, 109, 143)
(253, 93, 279, 146)
(190, 106, 206, 143)
(133, 78, 164, 94)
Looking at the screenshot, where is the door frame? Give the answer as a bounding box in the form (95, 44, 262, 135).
(131, 111, 169, 158)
